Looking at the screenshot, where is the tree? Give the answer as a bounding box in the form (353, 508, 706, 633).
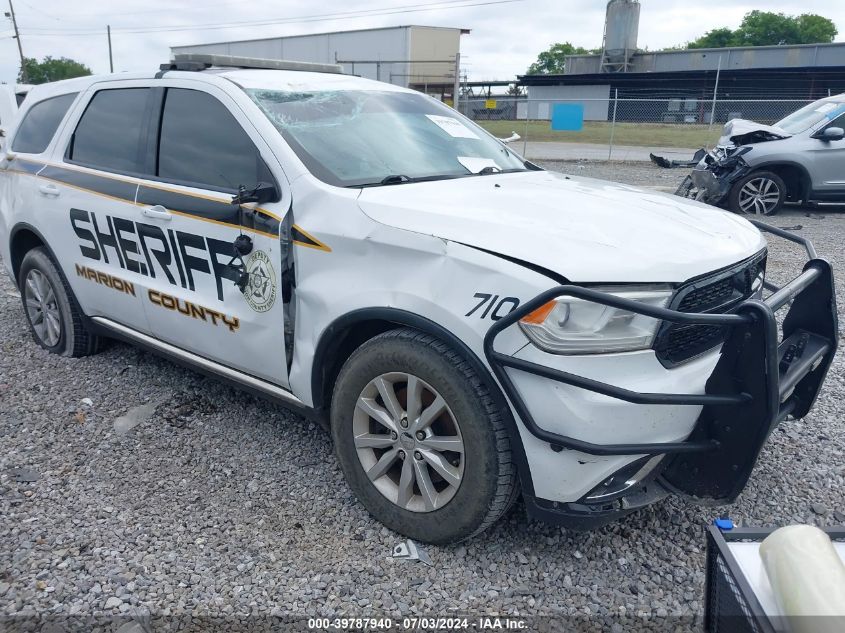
(526, 42, 597, 75)
(733, 11, 801, 46)
(18, 56, 92, 85)
(687, 27, 735, 50)
(794, 13, 839, 44)
(684, 11, 836, 49)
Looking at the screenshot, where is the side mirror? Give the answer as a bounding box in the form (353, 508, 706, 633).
(231, 182, 278, 205)
(815, 126, 845, 142)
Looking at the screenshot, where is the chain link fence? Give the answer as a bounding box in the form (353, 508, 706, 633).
(457, 97, 814, 161)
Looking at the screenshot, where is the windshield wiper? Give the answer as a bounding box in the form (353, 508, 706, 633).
(473, 167, 529, 177)
(351, 174, 466, 188)
(380, 174, 413, 185)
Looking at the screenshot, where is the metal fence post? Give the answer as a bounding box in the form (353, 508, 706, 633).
(453, 53, 461, 112)
(608, 90, 618, 161)
(708, 55, 722, 136)
(522, 107, 529, 157)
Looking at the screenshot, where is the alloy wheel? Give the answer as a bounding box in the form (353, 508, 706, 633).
(24, 269, 62, 347)
(738, 177, 781, 215)
(353, 372, 465, 513)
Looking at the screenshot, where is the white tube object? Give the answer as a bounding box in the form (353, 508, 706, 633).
(759, 525, 845, 633)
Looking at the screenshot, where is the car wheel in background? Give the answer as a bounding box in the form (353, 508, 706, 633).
(729, 171, 786, 215)
(331, 328, 517, 544)
(18, 247, 101, 357)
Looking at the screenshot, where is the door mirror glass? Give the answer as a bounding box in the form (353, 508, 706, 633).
(817, 126, 845, 142)
(231, 182, 278, 205)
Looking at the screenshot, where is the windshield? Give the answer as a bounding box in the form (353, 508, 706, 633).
(776, 99, 845, 134)
(246, 89, 528, 187)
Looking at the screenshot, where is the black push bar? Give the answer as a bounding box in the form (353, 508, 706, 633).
(483, 222, 837, 462)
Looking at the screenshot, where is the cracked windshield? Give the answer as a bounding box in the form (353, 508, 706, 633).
(246, 89, 528, 187)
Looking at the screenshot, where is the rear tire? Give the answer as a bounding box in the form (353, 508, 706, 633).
(331, 328, 517, 544)
(728, 170, 786, 215)
(18, 247, 101, 357)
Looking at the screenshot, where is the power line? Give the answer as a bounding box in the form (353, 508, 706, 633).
(20, 0, 521, 36)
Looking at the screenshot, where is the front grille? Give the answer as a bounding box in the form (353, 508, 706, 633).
(654, 252, 767, 367)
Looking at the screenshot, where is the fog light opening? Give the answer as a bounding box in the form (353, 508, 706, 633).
(584, 455, 664, 503)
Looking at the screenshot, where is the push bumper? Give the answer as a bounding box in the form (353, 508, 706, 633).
(485, 221, 838, 525)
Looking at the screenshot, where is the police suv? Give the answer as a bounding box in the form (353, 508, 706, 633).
(0, 56, 838, 543)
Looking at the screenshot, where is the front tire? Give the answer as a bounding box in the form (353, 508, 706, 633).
(331, 328, 517, 544)
(728, 170, 786, 215)
(18, 247, 101, 357)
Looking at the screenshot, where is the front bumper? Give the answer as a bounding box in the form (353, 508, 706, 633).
(676, 148, 751, 205)
(485, 221, 838, 526)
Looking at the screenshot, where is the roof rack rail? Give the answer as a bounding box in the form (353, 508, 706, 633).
(158, 54, 344, 76)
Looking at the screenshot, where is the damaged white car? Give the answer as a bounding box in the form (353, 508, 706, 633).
(679, 94, 845, 215)
(0, 56, 839, 543)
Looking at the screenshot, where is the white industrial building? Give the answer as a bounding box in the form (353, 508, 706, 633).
(171, 25, 468, 101)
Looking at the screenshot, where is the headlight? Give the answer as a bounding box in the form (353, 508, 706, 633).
(518, 285, 673, 354)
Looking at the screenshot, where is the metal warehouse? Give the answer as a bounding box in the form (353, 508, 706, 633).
(171, 25, 468, 101)
(519, 42, 845, 123)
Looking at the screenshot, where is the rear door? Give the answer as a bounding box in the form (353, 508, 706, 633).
(136, 83, 289, 385)
(50, 83, 157, 333)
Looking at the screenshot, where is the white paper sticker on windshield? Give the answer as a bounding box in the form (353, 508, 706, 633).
(816, 103, 838, 114)
(457, 156, 499, 173)
(426, 115, 479, 139)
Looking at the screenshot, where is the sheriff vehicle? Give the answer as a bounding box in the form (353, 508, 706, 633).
(0, 56, 838, 544)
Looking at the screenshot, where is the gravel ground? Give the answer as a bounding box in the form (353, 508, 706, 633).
(1, 162, 844, 630)
(537, 160, 690, 190)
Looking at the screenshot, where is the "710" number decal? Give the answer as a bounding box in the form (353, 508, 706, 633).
(465, 293, 521, 321)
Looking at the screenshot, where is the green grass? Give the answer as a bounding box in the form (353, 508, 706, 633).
(476, 120, 720, 149)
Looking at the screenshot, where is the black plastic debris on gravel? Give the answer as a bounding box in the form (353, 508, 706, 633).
(7, 468, 39, 483)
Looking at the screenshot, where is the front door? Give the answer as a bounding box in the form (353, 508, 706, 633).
(136, 85, 289, 386)
(810, 112, 845, 197)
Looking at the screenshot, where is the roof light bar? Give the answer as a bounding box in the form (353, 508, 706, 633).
(165, 53, 344, 75)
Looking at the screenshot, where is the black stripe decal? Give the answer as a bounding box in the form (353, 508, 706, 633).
(41, 164, 139, 203)
(137, 185, 239, 224)
(15, 161, 280, 237)
(290, 225, 331, 252)
(7, 158, 44, 175)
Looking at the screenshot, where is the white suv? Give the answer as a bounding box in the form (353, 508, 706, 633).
(0, 57, 838, 543)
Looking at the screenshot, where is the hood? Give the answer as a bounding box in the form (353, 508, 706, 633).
(719, 118, 791, 146)
(357, 171, 766, 283)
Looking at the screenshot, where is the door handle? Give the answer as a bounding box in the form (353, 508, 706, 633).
(142, 205, 172, 221)
(38, 183, 60, 197)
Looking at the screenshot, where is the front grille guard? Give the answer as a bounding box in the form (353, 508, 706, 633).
(483, 220, 838, 500)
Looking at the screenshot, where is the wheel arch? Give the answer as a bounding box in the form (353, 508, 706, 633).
(749, 161, 812, 202)
(312, 308, 498, 410)
(8, 222, 59, 287)
(310, 307, 533, 494)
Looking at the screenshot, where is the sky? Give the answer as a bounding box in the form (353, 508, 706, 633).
(1, 0, 843, 85)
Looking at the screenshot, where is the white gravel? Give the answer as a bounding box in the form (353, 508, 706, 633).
(1, 161, 843, 628)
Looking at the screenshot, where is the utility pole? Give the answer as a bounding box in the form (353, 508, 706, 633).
(107, 25, 113, 72)
(6, 0, 27, 83)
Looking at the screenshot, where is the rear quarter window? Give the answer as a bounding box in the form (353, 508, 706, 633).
(11, 92, 77, 154)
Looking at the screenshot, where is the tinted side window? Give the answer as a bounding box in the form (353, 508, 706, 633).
(69, 88, 151, 173)
(158, 88, 263, 191)
(11, 93, 77, 154)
